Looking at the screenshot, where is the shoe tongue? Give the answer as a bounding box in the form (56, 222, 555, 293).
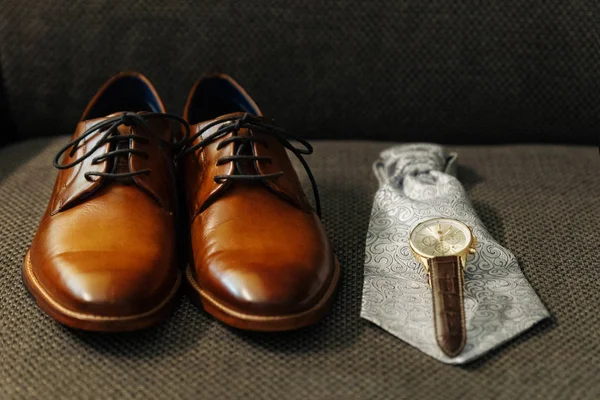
(198, 112, 247, 139)
(220, 113, 260, 176)
(233, 132, 258, 176)
(83, 111, 148, 176)
(105, 111, 127, 118)
(103, 112, 136, 175)
(112, 138, 131, 175)
(197, 112, 259, 176)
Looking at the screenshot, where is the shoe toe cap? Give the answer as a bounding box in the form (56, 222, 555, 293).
(198, 249, 335, 317)
(30, 250, 177, 318)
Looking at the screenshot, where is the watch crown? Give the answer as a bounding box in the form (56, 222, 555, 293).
(469, 248, 476, 254)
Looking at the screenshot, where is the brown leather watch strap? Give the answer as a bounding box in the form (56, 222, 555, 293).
(429, 255, 466, 357)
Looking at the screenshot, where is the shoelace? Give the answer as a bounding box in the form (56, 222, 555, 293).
(53, 112, 190, 181)
(179, 113, 321, 216)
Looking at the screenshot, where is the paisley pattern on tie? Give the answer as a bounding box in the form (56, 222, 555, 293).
(361, 144, 550, 364)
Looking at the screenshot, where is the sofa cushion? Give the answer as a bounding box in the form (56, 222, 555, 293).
(0, 1, 596, 144)
(0, 138, 598, 399)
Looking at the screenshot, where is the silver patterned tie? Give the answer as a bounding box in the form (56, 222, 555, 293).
(360, 143, 550, 364)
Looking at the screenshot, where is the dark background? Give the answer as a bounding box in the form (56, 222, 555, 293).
(1, 0, 598, 146)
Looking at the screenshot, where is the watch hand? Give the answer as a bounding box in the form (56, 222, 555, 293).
(441, 227, 453, 238)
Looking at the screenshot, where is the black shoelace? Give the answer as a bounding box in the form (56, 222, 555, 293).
(53, 112, 190, 181)
(179, 113, 321, 216)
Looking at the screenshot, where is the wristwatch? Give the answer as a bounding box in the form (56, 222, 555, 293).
(409, 217, 477, 357)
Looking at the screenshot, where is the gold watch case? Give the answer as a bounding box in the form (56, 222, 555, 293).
(409, 217, 477, 276)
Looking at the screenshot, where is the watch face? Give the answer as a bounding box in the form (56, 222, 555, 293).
(410, 218, 472, 257)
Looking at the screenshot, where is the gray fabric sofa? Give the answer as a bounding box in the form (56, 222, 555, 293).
(0, 1, 598, 399)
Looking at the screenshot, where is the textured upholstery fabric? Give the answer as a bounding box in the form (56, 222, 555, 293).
(1, 138, 598, 399)
(0, 1, 597, 144)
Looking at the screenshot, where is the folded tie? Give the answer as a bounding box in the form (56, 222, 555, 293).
(360, 143, 550, 364)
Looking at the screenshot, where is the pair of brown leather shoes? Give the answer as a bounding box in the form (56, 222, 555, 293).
(23, 72, 339, 332)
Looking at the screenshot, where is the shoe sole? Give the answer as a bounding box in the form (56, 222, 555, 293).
(184, 256, 340, 331)
(22, 250, 181, 332)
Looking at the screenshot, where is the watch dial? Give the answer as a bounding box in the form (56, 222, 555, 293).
(410, 218, 472, 257)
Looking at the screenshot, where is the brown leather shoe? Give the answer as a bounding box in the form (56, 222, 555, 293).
(180, 74, 339, 331)
(23, 72, 189, 331)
